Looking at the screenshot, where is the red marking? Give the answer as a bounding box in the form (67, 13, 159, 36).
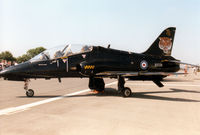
(142, 63, 146, 67)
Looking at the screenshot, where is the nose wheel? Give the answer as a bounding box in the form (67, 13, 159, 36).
(26, 89, 34, 97)
(24, 79, 34, 97)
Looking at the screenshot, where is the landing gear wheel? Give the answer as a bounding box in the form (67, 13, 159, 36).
(122, 87, 132, 97)
(26, 89, 34, 97)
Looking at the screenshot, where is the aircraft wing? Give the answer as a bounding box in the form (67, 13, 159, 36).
(96, 71, 186, 77)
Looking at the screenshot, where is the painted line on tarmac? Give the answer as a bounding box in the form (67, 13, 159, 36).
(0, 81, 117, 116)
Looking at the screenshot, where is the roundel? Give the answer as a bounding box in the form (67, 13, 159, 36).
(140, 60, 148, 70)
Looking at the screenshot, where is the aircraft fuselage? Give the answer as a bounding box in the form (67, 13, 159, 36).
(0, 46, 179, 81)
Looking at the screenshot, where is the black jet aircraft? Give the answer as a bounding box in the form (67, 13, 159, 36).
(0, 27, 193, 97)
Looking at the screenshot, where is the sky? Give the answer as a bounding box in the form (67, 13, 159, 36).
(0, 0, 200, 64)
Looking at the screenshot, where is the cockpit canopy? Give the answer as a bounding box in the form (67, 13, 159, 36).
(30, 44, 93, 62)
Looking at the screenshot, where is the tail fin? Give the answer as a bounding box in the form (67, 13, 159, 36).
(143, 27, 176, 56)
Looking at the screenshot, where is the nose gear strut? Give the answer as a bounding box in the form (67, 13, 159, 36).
(24, 79, 34, 97)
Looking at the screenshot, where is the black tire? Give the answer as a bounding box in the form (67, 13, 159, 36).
(26, 89, 34, 97)
(122, 87, 132, 97)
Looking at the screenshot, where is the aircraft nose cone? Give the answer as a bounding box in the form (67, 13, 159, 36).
(0, 67, 24, 81)
(0, 69, 9, 77)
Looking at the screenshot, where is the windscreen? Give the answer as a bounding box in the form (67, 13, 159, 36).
(30, 44, 93, 62)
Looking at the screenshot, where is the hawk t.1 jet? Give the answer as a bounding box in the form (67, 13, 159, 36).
(0, 27, 194, 97)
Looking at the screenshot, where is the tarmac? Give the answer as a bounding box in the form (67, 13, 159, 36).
(0, 74, 200, 135)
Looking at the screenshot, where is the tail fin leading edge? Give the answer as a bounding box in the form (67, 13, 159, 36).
(143, 27, 176, 57)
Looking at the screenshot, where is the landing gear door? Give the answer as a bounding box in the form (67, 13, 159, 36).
(66, 58, 69, 72)
(61, 57, 69, 72)
(64, 57, 75, 72)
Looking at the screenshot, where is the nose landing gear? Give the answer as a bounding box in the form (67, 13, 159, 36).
(24, 79, 34, 97)
(26, 89, 34, 97)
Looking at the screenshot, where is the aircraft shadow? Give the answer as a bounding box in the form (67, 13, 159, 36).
(162, 79, 193, 82)
(18, 88, 200, 102)
(17, 95, 66, 98)
(68, 88, 200, 102)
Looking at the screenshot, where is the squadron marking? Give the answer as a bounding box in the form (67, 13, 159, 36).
(84, 65, 95, 70)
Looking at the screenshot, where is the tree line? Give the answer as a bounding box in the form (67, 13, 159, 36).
(0, 47, 46, 63)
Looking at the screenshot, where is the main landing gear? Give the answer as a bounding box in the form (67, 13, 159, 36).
(24, 79, 34, 97)
(118, 76, 132, 97)
(89, 76, 132, 97)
